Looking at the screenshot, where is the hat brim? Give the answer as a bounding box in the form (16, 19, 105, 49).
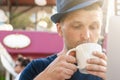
(51, 0, 103, 23)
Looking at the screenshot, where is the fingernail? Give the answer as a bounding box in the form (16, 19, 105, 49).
(87, 59, 90, 63)
(93, 51, 97, 55)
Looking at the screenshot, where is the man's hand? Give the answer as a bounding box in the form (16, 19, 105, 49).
(86, 51, 107, 80)
(34, 54, 77, 80)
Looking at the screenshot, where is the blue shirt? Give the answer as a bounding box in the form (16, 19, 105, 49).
(19, 54, 102, 80)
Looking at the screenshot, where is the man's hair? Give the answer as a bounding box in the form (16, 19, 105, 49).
(83, 2, 102, 10)
(17, 56, 31, 67)
(59, 2, 102, 24)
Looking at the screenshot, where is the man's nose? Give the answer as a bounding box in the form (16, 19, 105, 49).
(80, 29, 90, 41)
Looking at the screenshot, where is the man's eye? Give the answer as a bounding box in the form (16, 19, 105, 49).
(73, 25, 83, 29)
(90, 25, 99, 30)
(74, 26, 80, 28)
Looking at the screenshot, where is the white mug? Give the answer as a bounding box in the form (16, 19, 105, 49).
(67, 43, 102, 74)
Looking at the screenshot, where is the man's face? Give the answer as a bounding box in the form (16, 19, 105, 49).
(14, 61, 24, 74)
(57, 9, 103, 50)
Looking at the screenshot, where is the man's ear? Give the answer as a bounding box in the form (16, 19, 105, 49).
(56, 23, 63, 37)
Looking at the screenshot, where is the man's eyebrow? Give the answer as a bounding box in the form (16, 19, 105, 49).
(91, 21, 100, 25)
(71, 21, 83, 24)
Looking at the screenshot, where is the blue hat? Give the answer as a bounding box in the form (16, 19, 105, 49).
(51, 0, 103, 23)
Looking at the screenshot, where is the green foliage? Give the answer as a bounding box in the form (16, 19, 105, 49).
(11, 13, 34, 29)
(0, 73, 5, 80)
(0, 76, 5, 80)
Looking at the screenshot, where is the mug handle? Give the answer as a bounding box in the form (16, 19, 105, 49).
(66, 48, 79, 69)
(66, 48, 76, 56)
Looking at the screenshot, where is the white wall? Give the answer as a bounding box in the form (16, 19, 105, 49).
(107, 16, 120, 80)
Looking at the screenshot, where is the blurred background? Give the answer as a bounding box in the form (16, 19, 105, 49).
(0, 0, 119, 80)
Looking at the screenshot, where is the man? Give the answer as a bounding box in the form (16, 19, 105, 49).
(14, 55, 31, 74)
(14, 55, 31, 80)
(19, 0, 107, 80)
